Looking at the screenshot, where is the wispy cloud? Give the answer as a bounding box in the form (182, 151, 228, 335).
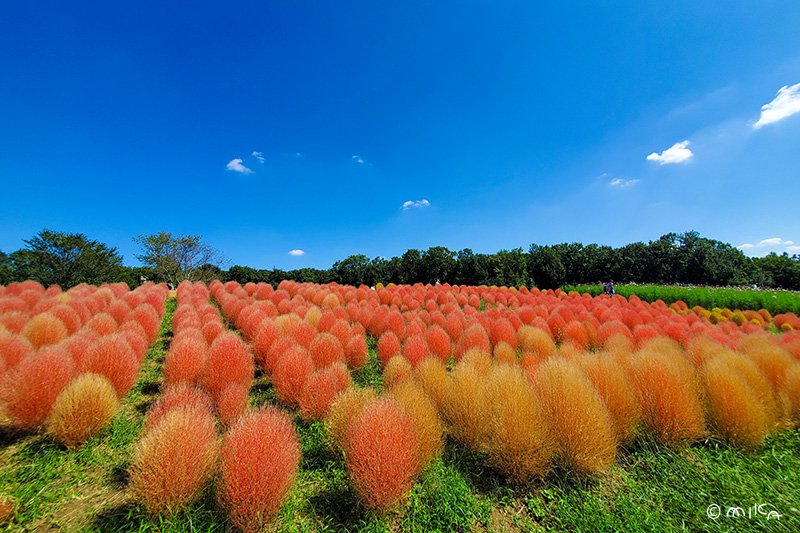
(401, 199, 431, 210)
(226, 158, 253, 174)
(753, 83, 800, 129)
(352, 155, 370, 165)
(738, 237, 800, 257)
(288, 249, 305, 256)
(647, 140, 694, 165)
(609, 177, 639, 188)
(252, 151, 264, 163)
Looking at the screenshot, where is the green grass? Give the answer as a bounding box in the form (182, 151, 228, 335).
(1, 297, 798, 532)
(563, 283, 800, 316)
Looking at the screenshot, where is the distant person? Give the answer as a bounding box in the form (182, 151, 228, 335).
(603, 281, 614, 297)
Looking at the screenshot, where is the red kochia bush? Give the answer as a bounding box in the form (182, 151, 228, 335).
(252, 320, 281, 368)
(48, 304, 83, 336)
(299, 366, 351, 421)
(272, 346, 314, 408)
(86, 313, 119, 337)
(83, 335, 140, 397)
(309, 332, 345, 368)
(216, 383, 251, 429)
(454, 323, 491, 361)
(127, 305, 161, 344)
(203, 333, 254, 400)
(201, 321, 224, 346)
(0, 332, 33, 369)
(0, 346, 76, 429)
(425, 325, 451, 362)
(163, 337, 207, 387)
(376, 332, 402, 366)
(144, 383, 215, 432)
(402, 335, 430, 368)
(344, 397, 421, 513)
(129, 407, 219, 516)
(217, 407, 301, 532)
(345, 335, 369, 370)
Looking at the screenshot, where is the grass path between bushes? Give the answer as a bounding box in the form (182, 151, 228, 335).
(1, 297, 798, 532)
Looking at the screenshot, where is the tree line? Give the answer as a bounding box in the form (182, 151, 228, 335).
(2, 229, 799, 291)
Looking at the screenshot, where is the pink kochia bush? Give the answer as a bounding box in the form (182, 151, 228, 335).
(217, 407, 301, 532)
(343, 396, 421, 513)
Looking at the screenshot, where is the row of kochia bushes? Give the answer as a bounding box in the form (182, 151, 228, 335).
(564, 282, 800, 318)
(124, 280, 800, 531)
(0, 280, 167, 446)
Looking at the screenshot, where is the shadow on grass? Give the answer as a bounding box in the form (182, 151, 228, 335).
(138, 381, 161, 396)
(88, 501, 142, 532)
(0, 423, 34, 448)
(106, 461, 130, 490)
(306, 480, 366, 532)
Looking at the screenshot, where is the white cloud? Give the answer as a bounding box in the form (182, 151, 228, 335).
(352, 155, 366, 164)
(401, 199, 431, 210)
(226, 158, 253, 174)
(646, 140, 694, 165)
(288, 249, 305, 256)
(609, 177, 639, 188)
(753, 83, 800, 129)
(737, 237, 799, 257)
(252, 151, 264, 163)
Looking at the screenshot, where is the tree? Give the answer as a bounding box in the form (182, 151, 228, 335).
(400, 249, 422, 285)
(753, 253, 800, 290)
(455, 249, 485, 286)
(10, 229, 124, 288)
(420, 246, 457, 285)
(133, 232, 227, 288)
(0, 250, 15, 285)
(331, 255, 370, 287)
(527, 244, 566, 290)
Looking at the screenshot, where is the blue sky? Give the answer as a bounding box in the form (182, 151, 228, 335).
(1, 1, 799, 271)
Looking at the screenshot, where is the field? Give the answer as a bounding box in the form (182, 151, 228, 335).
(1, 280, 799, 532)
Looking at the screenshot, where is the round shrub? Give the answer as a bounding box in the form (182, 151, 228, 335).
(217, 407, 301, 531)
(47, 373, 119, 449)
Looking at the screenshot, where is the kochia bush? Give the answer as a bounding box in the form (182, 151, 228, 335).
(325, 386, 377, 451)
(203, 332, 254, 400)
(628, 348, 705, 447)
(534, 357, 618, 475)
(47, 373, 119, 449)
(482, 364, 553, 482)
(217, 407, 301, 532)
(701, 355, 770, 450)
(129, 407, 219, 516)
(272, 346, 314, 408)
(389, 380, 445, 469)
(344, 397, 421, 513)
(21, 312, 68, 349)
(82, 335, 140, 397)
(0, 346, 76, 430)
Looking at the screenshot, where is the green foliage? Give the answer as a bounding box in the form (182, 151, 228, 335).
(564, 283, 800, 315)
(528, 244, 567, 289)
(8, 229, 123, 288)
(754, 252, 800, 290)
(331, 254, 371, 287)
